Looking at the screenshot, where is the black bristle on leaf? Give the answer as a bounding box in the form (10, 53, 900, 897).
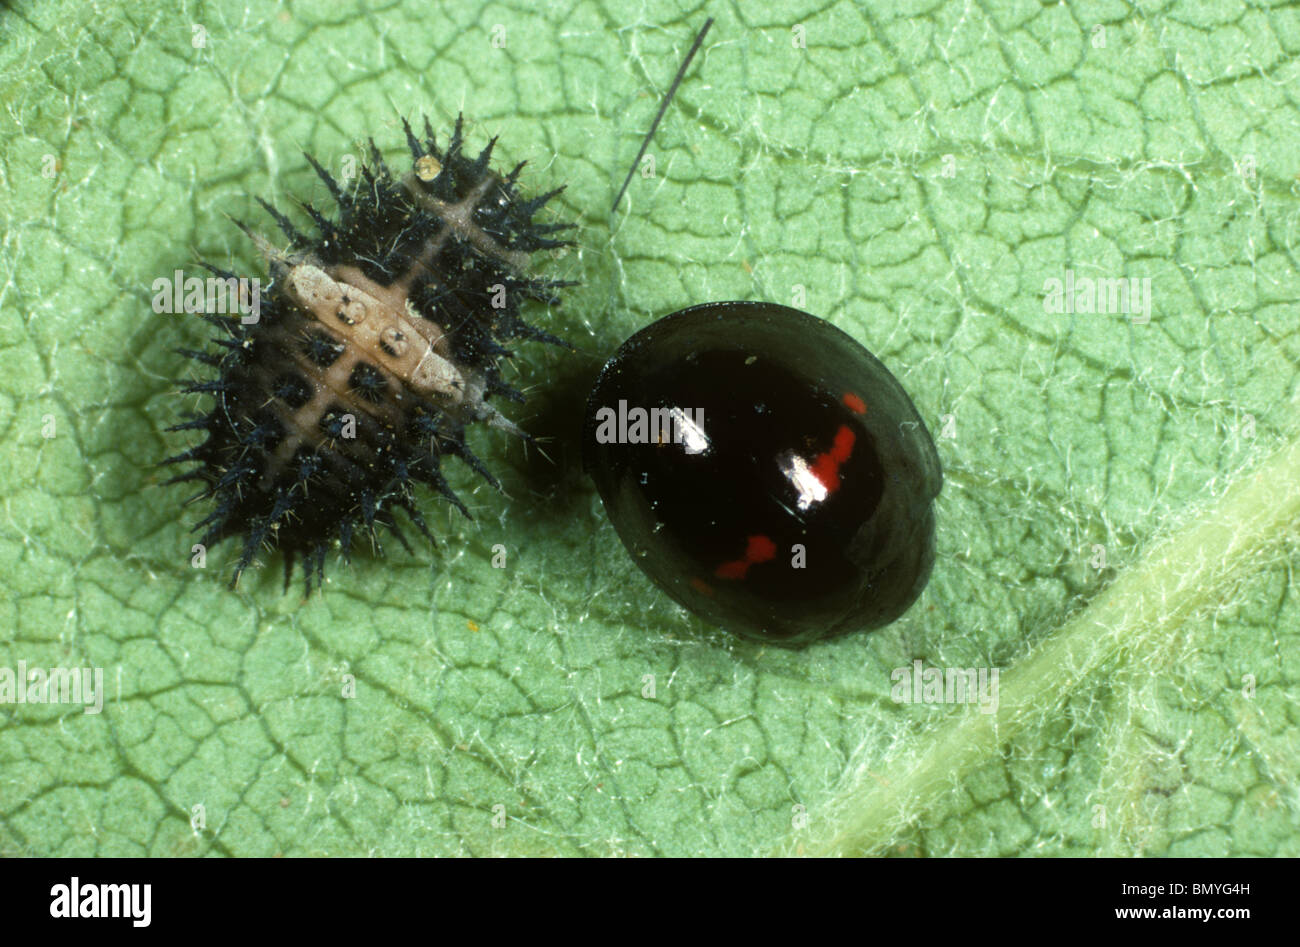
(257, 198, 309, 246)
(402, 118, 423, 159)
(165, 412, 213, 432)
(303, 152, 349, 210)
(298, 201, 339, 243)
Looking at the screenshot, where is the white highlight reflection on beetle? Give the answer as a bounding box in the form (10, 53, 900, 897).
(778, 451, 827, 510)
(670, 407, 709, 455)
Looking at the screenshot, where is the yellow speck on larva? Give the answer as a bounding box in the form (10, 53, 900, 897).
(415, 155, 442, 181)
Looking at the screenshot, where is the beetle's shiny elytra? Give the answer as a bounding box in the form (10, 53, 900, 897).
(582, 301, 942, 645)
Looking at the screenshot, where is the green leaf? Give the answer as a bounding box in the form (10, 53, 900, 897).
(2, 0, 1298, 856)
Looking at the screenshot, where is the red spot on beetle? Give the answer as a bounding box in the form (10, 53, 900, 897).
(715, 534, 777, 580)
(690, 577, 716, 596)
(843, 392, 867, 414)
(810, 425, 855, 492)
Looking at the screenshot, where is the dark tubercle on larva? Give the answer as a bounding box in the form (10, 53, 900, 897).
(162, 115, 576, 592)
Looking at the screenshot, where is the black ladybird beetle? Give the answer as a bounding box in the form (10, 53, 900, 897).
(582, 301, 942, 645)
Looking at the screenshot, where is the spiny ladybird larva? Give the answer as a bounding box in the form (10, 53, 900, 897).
(163, 115, 574, 591)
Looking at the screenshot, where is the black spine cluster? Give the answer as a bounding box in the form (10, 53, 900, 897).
(162, 115, 574, 592)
